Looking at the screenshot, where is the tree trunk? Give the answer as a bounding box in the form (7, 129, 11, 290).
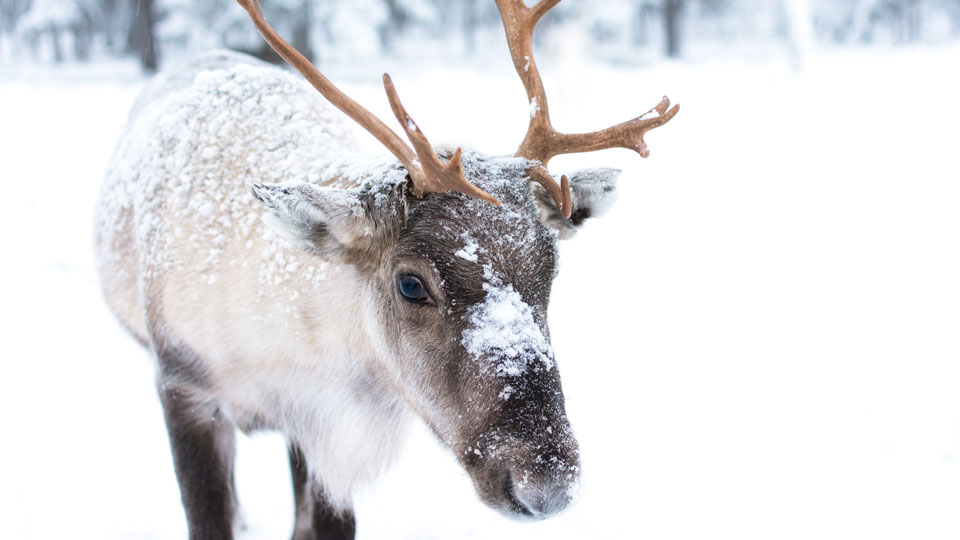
(463, 0, 479, 55)
(101, 0, 120, 52)
(50, 26, 63, 62)
(380, 0, 408, 53)
(663, 0, 684, 58)
(906, 0, 922, 42)
(851, 0, 882, 43)
(130, 0, 158, 71)
(633, 3, 653, 48)
(73, 15, 94, 61)
(292, 0, 314, 63)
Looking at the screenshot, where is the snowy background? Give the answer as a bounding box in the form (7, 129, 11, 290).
(2, 1, 959, 539)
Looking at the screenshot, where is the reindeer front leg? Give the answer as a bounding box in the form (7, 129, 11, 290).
(288, 443, 356, 540)
(159, 381, 239, 540)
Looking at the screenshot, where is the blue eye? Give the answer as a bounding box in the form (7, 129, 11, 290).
(397, 274, 431, 304)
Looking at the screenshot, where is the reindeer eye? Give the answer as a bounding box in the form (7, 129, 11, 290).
(397, 274, 431, 305)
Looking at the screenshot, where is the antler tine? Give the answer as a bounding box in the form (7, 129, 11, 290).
(494, 0, 679, 219)
(549, 98, 681, 160)
(527, 166, 568, 215)
(495, 0, 559, 154)
(494, 0, 569, 217)
(237, 0, 498, 208)
(383, 75, 500, 206)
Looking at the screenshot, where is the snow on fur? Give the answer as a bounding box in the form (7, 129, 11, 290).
(462, 265, 554, 378)
(96, 51, 406, 303)
(454, 233, 480, 262)
(94, 51, 415, 507)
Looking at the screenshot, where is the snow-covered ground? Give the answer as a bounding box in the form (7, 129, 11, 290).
(2, 45, 959, 539)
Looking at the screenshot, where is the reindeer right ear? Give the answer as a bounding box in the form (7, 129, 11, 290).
(250, 182, 386, 259)
(534, 168, 621, 240)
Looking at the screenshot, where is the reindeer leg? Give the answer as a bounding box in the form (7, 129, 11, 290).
(288, 443, 356, 540)
(159, 381, 239, 540)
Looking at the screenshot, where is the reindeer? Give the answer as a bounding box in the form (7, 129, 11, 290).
(94, 1, 678, 538)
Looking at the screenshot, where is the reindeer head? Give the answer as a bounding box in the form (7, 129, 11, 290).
(239, 0, 678, 520)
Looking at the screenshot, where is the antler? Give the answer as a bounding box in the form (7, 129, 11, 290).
(494, 0, 680, 218)
(236, 0, 499, 206)
(382, 75, 499, 205)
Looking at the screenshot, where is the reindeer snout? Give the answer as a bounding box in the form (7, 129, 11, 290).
(463, 427, 581, 521)
(508, 466, 578, 519)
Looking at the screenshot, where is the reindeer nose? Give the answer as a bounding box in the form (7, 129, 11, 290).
(509, 468, 576, 519)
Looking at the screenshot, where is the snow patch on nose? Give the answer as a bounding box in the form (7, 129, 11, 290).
(461, 266, 554, 377)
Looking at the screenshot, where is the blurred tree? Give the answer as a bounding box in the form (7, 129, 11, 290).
(291, 0, 313, 62)
(4, 0, 960, 66)
(664, 0, 685, 56)
(379, 0, 409, 50)
(842, 0, 943, 43)
(0, 0, 29, 57)
(15, 0, 89, 62)
(69, 0, 97, 60)
(461, 0, 481, 54)
(899, 0, 924, 41)
(156, 0, 314, 65)
(249, 0, 315, 63)
(631, 1, 656, 48)
(130, 0, 158, 70)
(97, 0, 124, 52)
(782, 0, 814, 68)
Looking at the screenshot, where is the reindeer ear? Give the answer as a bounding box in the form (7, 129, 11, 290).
(535, 168, 621, 240)
(250, 181, 386, 259)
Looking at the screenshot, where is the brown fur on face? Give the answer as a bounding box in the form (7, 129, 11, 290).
(356, 155, 580, 519)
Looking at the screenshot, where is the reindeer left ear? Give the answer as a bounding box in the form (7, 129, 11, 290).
(534, 168, 621, 239)
(250, 181, 396, 261)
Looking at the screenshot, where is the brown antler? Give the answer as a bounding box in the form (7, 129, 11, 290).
(494, 0, 680, 218)
(383, 75, 499, 205)
(236, 0, 499, 206)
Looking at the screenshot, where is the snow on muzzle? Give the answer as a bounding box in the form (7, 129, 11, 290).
(458, 407, 582, 521)
(457, 275, 581, 519)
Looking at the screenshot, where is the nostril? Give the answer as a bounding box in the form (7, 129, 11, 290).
(510, 472, 574, 519)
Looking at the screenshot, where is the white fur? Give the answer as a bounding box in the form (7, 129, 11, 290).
(160, 247, 411, 507)
(95, 51, 413, 508)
